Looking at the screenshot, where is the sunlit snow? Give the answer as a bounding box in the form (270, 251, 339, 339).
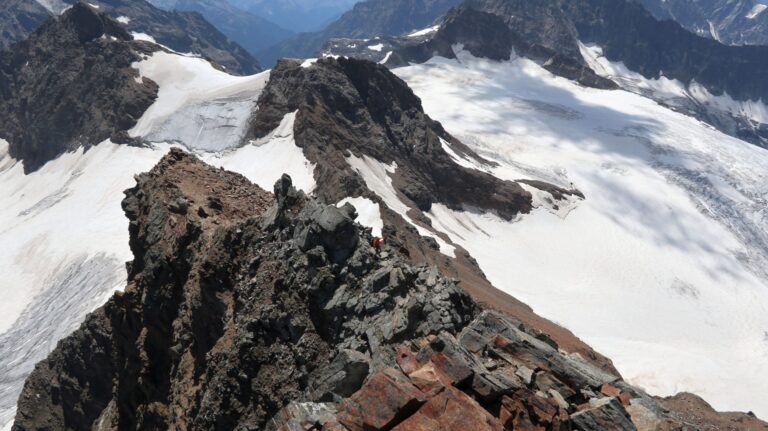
(346, 154, 455, 255)
(130, 52, 271, 151)
(130, 32, 156, 43)
(337, 197, 384, 237)
(202, 111, 317, 193)
(395, 50, 768, 417)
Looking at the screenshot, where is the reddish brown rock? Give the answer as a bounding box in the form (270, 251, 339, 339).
(336, 368, 427, 431)
(396, 346, 421, 375)
(499, 395, 536, 431)
(619, 392, 632, 407)
(391, 386, 503, 431)
(600, 384, 622, 398)
(407, 361, 453, 395)
(427, 351, 473, 386)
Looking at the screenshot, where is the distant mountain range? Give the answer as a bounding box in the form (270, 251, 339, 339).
(232, 0, 360, 32)
(638, 0, 768, 45)
(0, 0, 261, 74)
(257, 0, 463, 67)
(146, 0, 294, 55)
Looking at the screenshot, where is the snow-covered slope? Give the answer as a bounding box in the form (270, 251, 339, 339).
(0, 139, 176, 427)
(0, 51, 315, 429)
(129, 51, 270, 151)
(393, 50, 768, 418)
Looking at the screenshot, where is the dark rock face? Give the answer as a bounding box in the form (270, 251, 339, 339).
(0, 0, 50, 49)
(16, 151, 761, 430)
(252, 56, 534, 221)
(637, 0, 768, 46)
(0, 3, 158, 172)
(385, 6, 616, 89)
(78, 0, 261, 75)
(257, 0, 463, 67)
(560, 0, 768, 103)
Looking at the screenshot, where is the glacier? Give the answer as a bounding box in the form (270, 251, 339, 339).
(394, 49, 768, 417)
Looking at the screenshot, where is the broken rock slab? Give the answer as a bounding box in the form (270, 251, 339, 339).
(571, 397, 637, 431)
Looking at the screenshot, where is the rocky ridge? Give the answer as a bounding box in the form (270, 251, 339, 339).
(637, 0, 768, 46)
(68, 0, 261, 75)
(252, 56, 538, 220)
(257, 0, 463, 67)
(13, 150, 768, 430)
(247, 57, 614, 370)
(0, 3, 159, 173)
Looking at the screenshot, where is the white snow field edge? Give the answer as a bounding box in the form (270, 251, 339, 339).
(580, 43, 768, 128)
(394, 49, 768, 418)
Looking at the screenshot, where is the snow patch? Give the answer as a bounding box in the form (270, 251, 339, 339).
(747, 3, 767, 19)
(130, 51, 270, 151)
(367, 43, 384, 52)
(338, 197, 383, 237)
(395, 53, 768, 418)
(202, 111, 316, 193)
(131, 32, 156, 43)
(116, 15, 131, 24)
(301, 58, 318, 68)
(346, 154, 455, 255)
(408, 25, 440, 38)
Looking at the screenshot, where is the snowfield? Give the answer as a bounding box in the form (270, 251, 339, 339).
(130, 52, 271, 152)
(394, 50, 768, 418)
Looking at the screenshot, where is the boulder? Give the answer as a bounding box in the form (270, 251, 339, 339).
(391, 386, 503, 431)
(268, 402, 337, 431)
(571, 397, 637, 431)
(336, 368, 427, 431)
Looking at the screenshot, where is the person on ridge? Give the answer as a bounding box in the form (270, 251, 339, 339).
(372, 236, 384, 256)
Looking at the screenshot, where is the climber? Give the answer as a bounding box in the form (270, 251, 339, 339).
(372, 236, 384, 256)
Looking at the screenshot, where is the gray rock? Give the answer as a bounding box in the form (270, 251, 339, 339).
(308, 350, 370, 402)
(267, 402, 338, 431)
(571, 397, 637, 431)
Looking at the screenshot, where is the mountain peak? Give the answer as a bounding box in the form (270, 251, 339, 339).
(58, 2, 131, 43)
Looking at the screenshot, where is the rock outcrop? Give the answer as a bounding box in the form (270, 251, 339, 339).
(252, 56, 536, 220)
(637, 0, 768, 47)
(13, 150, 767, 430)
(0, 3, 158, 172)
(77, 0, 261, 75)
(250, 55, 612, 374)
(257, 0, 462, 67)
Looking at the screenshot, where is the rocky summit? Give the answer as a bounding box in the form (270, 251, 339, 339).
(0, 3, 158, 173)
(13, 150, 767, 430)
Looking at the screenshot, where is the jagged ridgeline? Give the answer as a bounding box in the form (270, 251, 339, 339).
(13, 151, 765, 430)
